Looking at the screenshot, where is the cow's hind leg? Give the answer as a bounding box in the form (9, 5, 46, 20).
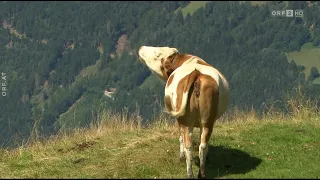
(179, 131, 185, 162)
(182, 126, 194, 178)
(197, 74, 219, 179)
(198, 126, 213, 179)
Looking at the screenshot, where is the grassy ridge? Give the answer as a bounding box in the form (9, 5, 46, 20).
(0, 95, 319, 178)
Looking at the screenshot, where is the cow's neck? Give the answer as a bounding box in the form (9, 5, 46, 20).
(164, 54, 193, 79)
(172, 54, 192, 69)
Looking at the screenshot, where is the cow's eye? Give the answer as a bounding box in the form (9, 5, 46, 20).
(155, 51, 161, 57)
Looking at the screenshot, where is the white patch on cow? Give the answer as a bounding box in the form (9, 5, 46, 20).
(185, 146, 193, 178)
(198, 143, 208, 172)
(179, 135, 185, 159)
(138, 46, 178, 81)
(165, 56, 229, 118)
(185, 127, 194, 178)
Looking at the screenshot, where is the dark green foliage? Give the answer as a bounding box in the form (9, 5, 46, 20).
(309, 67, 320, 81)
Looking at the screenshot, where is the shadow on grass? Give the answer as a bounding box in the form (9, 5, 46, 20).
(194, 145, 262, 178)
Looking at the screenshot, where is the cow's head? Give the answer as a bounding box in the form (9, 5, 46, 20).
(138, 46, 179, 81)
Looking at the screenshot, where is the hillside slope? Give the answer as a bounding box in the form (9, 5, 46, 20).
(0, 99, 319, 178)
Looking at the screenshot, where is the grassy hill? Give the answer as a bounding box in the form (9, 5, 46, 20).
(0, 97, 319, 178)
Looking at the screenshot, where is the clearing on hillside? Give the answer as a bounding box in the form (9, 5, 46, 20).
(175, 1, 210, 17)
(285, 43, 320, 83)
(175, 1, 268, 18)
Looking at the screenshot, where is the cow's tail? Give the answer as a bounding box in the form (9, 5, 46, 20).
(170, 69, 200, 118)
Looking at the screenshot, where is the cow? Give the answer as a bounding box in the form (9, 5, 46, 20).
(138, 46, 230, 179)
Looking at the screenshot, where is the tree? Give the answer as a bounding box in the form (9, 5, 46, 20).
(309, 66, 320, 81)
(185, 13, 191, 23)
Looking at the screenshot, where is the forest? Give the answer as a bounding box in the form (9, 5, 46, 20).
(0, 1, 319, 147)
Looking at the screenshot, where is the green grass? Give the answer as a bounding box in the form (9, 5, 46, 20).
(175, 1, 268, 18)
(175, 1, 210, 17)
(250, 1, 268, 6)
(0, 95, 319, 178)
(286, 42, 320, 82)
(300, 42, 316, 50)
(314, 77, 320, 84)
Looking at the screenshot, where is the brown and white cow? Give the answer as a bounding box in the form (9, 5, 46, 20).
(138, 46, 230, 179)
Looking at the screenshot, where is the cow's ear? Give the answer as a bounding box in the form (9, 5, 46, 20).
(171, 48, 179, 53)
(166, 51, 179, 65)
(155, 49, 161, 57)
(160, 48, 179, 77)
(162, 57, 171, 69)
(168, 51, 178, 59)
(168, 48, 179, 58)
(161, 57, 174, 78)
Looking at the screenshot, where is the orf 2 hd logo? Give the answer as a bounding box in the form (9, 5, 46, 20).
(286, 10, 293, 17)
(294, 9, 303, 17)
(271, 9, 303, 18)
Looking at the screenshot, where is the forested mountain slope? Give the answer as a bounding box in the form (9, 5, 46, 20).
(0, 1, 319, 147)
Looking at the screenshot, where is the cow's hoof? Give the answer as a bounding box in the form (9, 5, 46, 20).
(179, 154, 185, 163)
(198, 171, 206, 179)
(186, 175, 194, 179)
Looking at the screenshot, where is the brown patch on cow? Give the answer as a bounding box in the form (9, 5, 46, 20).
(161, 54, 194, 80)
(197, 60, 212, 67)
(164, 95, 173, 112)
(173, 54, 193, 67)
(161, 60, 173, 80)
(198, 74, 219, 128)
(176, 76, 201, 127)
(193, 79, 201, 98)
(175, 70, 201, 113)
(177, 73, 219, 131)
